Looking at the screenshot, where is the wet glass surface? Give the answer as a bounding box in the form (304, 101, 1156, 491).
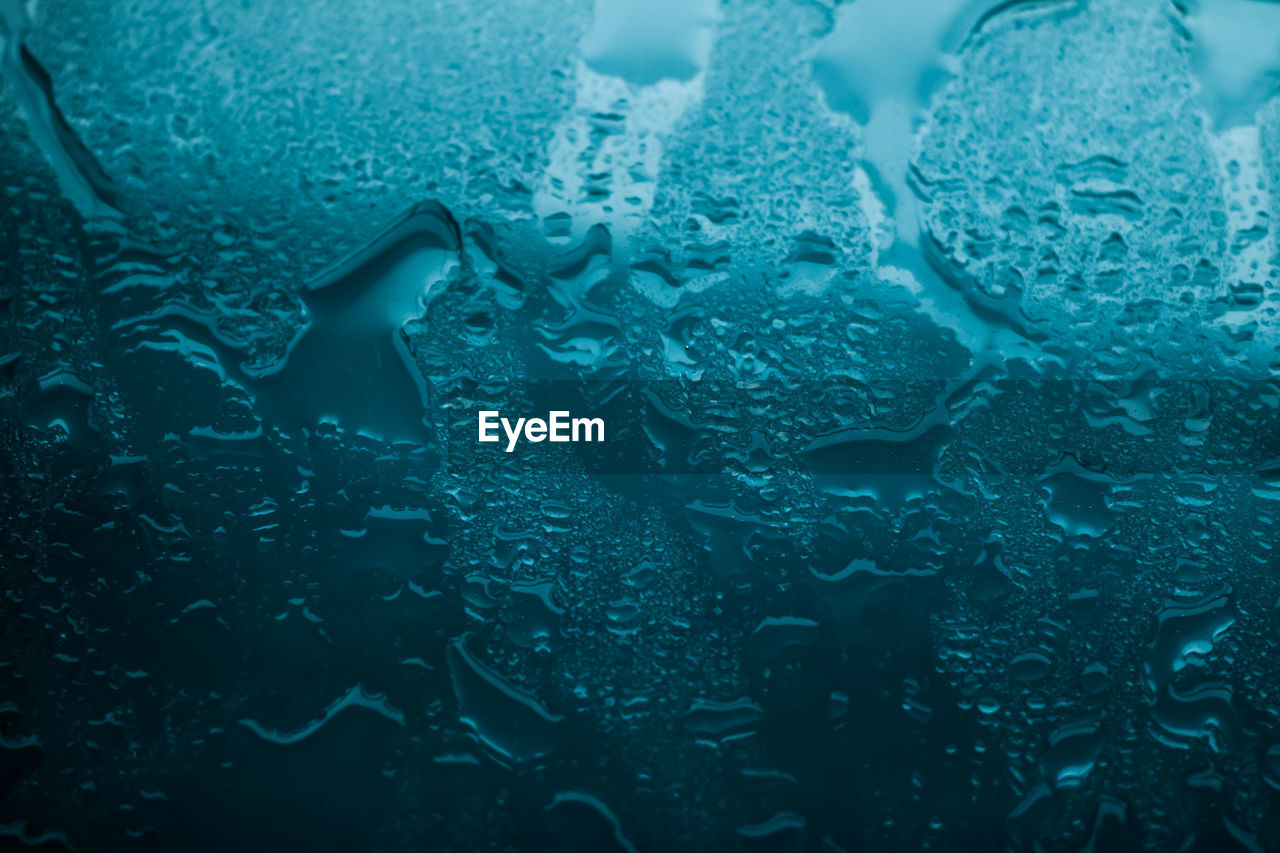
(3, 0, 1280, 849)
